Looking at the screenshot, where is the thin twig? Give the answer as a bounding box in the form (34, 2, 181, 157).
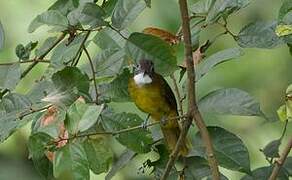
(18, 104, 52, 120)
(71, 31, 91, 66)
(217, 20, 237, 40)
(161, 0, 220, 179)
(269, 138, 292, 180)
(83, 45, 99, 104)
(170, 74, 183, 116)
(108, 24, 128, 40)
(0, 59, 50, 66)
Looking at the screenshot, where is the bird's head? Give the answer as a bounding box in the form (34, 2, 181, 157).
(133, 59, 154, 86)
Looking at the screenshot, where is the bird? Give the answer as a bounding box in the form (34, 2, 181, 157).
(128, 59, 189, 156)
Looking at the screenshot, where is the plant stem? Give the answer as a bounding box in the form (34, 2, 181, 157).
(71, 31, 91, 66)
(170, 74, 183, 116)
(269, 138, 292, 180)
(160, 0, 220, 179)
(0, 59, 50, 66)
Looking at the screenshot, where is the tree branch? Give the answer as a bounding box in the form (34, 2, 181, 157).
(160, 0, 220, 179)
(0, 59, 50, 66)
(269, 138, 292, 180)
(71, 31, 91, 66)
(170, 74, 183, 116)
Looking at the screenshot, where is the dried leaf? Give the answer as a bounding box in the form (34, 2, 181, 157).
(180, 48, 204, 68)
(142, 27, 179, 45)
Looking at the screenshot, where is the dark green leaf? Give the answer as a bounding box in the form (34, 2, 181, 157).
(28, 10, 69, 33)
(278, 0, 292, 22)
(48, 0, 79, 16)
(288, 43, 292, 55)
(190, 0, 215, 14)
(0, 21, 4, 50)
(102, 0, 119, 18)
(28, 132, 54, 179)
(35, 36, 58, 57)
(111, 0, 146, 30)
(0, 64, 20, 91)
(66, 100, 103, 134)
(206, 0, 249, 23)
(237, 21, 283, 49)
(199, 88, 264, 117)
(0, 93, 32, 142)
(83, 138, 113, 174)
(93, 27, 127, 50)
(241, 166, 289, 180)
(126, 32, 177, 76)
(261, 139, 281, 158)
(192, 126, 251, 173)
(53, 142, 90, 180)
(105, 149, 136, 180)
(144, 0, 151, 8)
(99, 68, 131, 102)
(283, 157, 292, 176)
(15, 44, 29, 60)
(196, 47, 244, 80)
(101, 110, 153, 153)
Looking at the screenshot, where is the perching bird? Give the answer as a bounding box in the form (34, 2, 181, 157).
(128, 59, 189, 156)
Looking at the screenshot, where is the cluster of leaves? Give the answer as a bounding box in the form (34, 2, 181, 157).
(0, 0, 291, 179)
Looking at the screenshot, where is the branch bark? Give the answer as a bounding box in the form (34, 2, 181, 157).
(269, 138, 292, 180)
(160, 0, 220, 179)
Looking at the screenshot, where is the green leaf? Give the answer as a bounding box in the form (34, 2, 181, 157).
(278, 0, 292, 22)
(199, 88, 263, 117)
(15, 41, 38, 60)
(99, 68, 131, 102)
(190, 0, 215, 14)
(28, 132, 54, 179)
(101, 110, 153, 153)
(276, 25, 292, 37)
(66, 100, 103, 134)
(28, 10, 69, 33)
(237, 21, 283, 49)
(192, 126, 251, 173)
(283, 157, 292, 176)
(0, 64, 20, 91)
(35, 36, 58, 57)
(50, 34, 86, 67)
(261, 139, 281, 158)
(0, 21, 4, 50)
(67, 2, 107, 28)
(206, 0, 249, 23)
(93, 27, 127, 50)
(53, 142, 90, 180)
(48, 0, 79, 16)
(144, 0, 151, 8)
(111, 0, 146, 30)
(0, 93, 32, 142)
(196, 47, 244, 80)
(105, 149, 136, 180)
(241, 166, 289, 180)
(102, 0, 119, 18)
(83, 138, 113, 174)
(277, 105, 289, 122)
(126, 32, 177, 76)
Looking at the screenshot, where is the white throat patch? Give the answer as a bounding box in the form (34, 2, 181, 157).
(134, 73, 152, 86)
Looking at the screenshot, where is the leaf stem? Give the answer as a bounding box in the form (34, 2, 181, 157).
(170, 74, 183, 116)
(0, 59, 50, 66)
(71, 31, 91, 66)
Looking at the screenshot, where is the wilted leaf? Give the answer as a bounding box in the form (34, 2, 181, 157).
(190, 0, 215, 14)
(196, 47, 243, 80)
(83, 138, 113, 175)
(125, 32, 177, 76)
(142, 27, 179, 45)
(93, 27, 127, 50)
(192, 126, 251, 173)
(53, 142, 90, 180)
(101, 110, 153, 153)
(276, 25, 292, 37)
(241, 166, 289, 180)
(237, 21, 283, 49)
(0, 21, 4, 50)
(0, 64, 20, 91)
(112, 0, 146, 30)
(199, 88, 264, 117)
(28, 10, 69, 33)
(105, 149, 136, 180)
(261, 139, 281, 158)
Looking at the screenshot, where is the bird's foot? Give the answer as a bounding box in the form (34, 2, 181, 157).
(141, 114, 150, 129)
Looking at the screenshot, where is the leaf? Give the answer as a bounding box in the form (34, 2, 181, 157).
(111, 0, 146, 30)
(98, 68, 131, 102)
(276, 25, 292, 37)
(237, 21, 283, 49)
(0, 63, 20, 91)
(0, 93, 32, 142)
(66, 100, 103, 134)
(53, 142, 90, 180)
(278, 0, 292, 22)
(190, 0, 215, 14)
(0, 21, 4, 50)
(199, 88, 264, 117)
(192, 126, 251, 173)
(15, 41, 38, 60)
(196, 47, 244, 80)
(28, 132, 54, 179)
(28, 10, 69, 33)
(125, 32, 177, 76)
(261, 139, 281, 158)
(142, 27, 179, 45)
(105, 149, 136, 180)
(48, 0, 79, 16)
(35, 36, 58, 57)
(206, 0, 249, 23)
(101, 110, 153, 153)
(93, 27, 127, 50)
(144, 0, 151, 8)
(102, 0, 119, 18)
(83, 138, 113, 175)
(283, 157, 292, 176)
(241, 166, 289, 180)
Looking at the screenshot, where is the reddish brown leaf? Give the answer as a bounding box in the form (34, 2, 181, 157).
(142, 27, 179, 45)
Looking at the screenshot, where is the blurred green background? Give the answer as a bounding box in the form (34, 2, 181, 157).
(0, 0, 291, 179)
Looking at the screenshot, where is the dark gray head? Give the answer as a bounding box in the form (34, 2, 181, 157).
(135, 59, 154, 76)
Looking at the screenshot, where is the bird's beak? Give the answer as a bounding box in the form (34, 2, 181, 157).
(142, 71, 146, 77)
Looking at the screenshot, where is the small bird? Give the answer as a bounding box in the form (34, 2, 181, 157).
(128, 59, 189, 156)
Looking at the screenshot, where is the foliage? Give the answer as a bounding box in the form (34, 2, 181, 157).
(0, 0, 291, 179)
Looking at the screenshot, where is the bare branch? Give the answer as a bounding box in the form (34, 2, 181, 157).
(0, 59, 50, 66)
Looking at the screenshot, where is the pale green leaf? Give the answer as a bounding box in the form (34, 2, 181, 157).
(275, 25, 292, 37)
(0, 64, 20, 91)
(190, 0, 215, 14)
